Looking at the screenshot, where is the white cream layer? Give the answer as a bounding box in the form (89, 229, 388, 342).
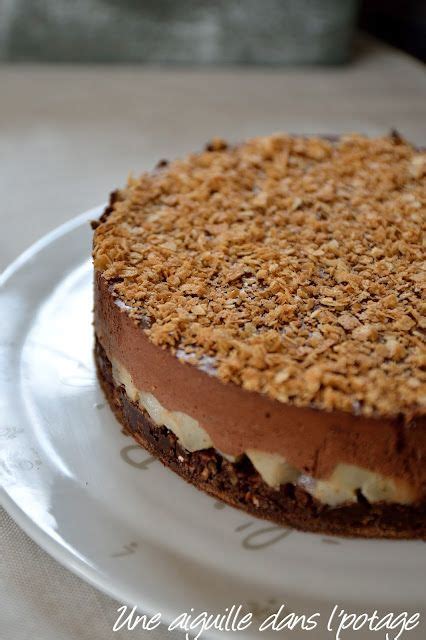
(112, 359, 415, 506)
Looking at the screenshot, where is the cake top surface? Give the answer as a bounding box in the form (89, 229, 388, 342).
(93, 133, 426, 419)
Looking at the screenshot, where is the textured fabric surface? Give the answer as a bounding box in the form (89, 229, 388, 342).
(1, 38, 425, 639)
(0, 509, 180, 639)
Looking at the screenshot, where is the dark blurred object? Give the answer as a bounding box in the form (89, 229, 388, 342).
(0, 0, 358, 64)
(360, 0, 426, 62)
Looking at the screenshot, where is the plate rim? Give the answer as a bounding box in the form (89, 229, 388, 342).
(0, 206, 102, 286)
(0, 206, 147, 610)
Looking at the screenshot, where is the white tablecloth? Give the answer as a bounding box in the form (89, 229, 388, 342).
(1, 37, 425, 640)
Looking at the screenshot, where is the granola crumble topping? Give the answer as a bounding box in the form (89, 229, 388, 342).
(93, 134, 426, 419)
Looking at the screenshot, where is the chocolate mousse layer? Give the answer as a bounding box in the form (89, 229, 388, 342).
(94, 271, 426, 502)
(95, 336, 426, 538)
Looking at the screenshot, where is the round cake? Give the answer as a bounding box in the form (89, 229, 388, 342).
(92, 133, 426, 538)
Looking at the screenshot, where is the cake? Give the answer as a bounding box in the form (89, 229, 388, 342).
(92, 133, 426, 538)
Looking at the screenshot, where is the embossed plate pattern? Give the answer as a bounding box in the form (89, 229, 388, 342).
(0, 208, 425, 639)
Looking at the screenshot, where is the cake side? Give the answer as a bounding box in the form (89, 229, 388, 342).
(95, 336, 426, 539)
(94, 270, 426, 508)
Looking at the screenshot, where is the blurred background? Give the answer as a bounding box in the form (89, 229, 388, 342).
(0, 0, 424, 65)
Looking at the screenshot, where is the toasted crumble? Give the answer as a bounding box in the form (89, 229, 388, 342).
(93, 134, 426, 420)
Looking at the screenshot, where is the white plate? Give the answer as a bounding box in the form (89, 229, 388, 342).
(1, 208, 425, 639)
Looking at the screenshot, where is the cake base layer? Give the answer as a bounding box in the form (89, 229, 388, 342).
(95, 337, 426, 539)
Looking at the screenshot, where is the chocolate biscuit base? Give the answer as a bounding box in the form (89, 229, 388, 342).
(95, 338, 426, 539)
